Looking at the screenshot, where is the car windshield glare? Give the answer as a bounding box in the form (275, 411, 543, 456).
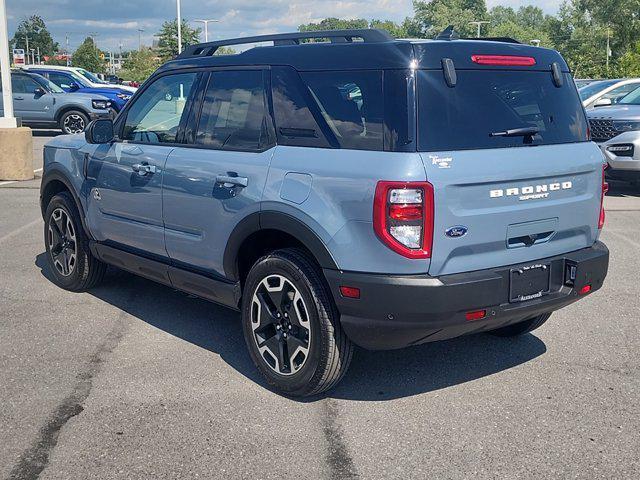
(78, 68, 107, 84)
(618, 86, 640, 105)
(578, 80, 618, 101)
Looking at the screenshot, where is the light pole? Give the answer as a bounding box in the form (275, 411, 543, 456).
(0, 0, 16, 127)
(531, 39, 541, 47)
(193, 19, 218, 42)
(137, 29, 144, 51)
(469, 20, 490, 38)
(176, 0, 182, 54)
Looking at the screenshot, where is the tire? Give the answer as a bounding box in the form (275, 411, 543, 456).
(489, 313, 552, 337)
(44, 192, 106, 291)
(59, 110, 89, 134)
(241, 248, 353, 397)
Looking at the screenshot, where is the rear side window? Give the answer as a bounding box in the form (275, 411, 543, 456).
(300, 70, 384, 151)
(195, 70, 271, 151)
(417, 70, 588, 151)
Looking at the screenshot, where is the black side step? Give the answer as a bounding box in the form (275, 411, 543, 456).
(89, 242, 241, 310)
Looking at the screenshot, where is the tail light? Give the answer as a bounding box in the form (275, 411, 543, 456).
(373, 181, 434, 259)
(599, 164, 608, 229)
(471, 55, 536, 66)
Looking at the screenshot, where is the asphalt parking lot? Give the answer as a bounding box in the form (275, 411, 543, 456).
(1, 132, 639, 479)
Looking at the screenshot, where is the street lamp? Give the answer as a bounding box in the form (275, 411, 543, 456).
(137, 29, 144, 51)
(531, 39, 541, 47)
(176, 0, 182, 54)
(469, 20, 490, 38)
(193, 19, 219, 42)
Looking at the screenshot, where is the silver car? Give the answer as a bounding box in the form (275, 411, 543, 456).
(0, 70, 114, 134)
(579, 78, 640, 109)
(588, 87, 640, 185)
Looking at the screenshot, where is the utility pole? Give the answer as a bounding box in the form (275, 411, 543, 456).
(24, 34, 29, 65)
(30, 48, 34, 65)
(0, 0, 16, 127)
(137, 29, 144, 51)
(194, 19, 218, 42)
(606, 28, 611, 76)
(469, 20, 490, 38)
(36, 46, 40, 64)
(65, 34, 70, 66)
(176, 0, 182, 54)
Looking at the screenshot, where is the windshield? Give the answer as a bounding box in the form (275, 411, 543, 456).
(618, 86, 640, 105)
(417, 69, 588, 151)
(76, 68, 107, 84)
(578, 80, 618, 101)
(32, 74, 65, 93)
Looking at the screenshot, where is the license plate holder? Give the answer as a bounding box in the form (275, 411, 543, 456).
(509, 264, 551, 303)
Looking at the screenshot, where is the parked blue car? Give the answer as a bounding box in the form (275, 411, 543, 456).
(23, 66, 132, 112)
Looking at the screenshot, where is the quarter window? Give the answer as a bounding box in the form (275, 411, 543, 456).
(123, 72, 197, 144)
(300, 70, 384, 151)
(195, 70, 271, 151)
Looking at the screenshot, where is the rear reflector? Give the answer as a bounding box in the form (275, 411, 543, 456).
(578, 285, 592, 295)
(471, 55, 536, 66)
(599, 165, 608, 229)
(465, 309, 486, 321)
(339, 286, 361, 299)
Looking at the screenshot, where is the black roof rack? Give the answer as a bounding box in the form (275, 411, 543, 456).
(461, 37, 521, 44)
(178, 29, 394, 58)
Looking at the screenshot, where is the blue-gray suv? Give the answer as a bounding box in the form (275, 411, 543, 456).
(40, 29, 610, 396)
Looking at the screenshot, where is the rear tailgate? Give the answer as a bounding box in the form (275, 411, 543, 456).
(421, 143, 603, 276)
(415, 53, 604, 277)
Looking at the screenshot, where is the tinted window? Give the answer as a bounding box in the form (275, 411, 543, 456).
(123, 73, 197, 144)
(12, 75, 40, 94)
(417, 70, 588, 151)
(47, 72, 75, 89)
(195, 70, 271, 151)
(300, 70, 383, 151)
(601, 83, 640, 103)
(272, 66, 331, 148)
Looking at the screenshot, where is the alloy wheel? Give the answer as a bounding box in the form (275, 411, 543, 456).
(47, 207, 77, 277)
(63, 114, 86, 134)
(251, 274, 311, 375)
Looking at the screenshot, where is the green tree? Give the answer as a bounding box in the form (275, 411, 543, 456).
(72, 37, 104, 73)
(118, 48, 161, 83)
(487, 6, 553, 47)
(10, 15, 58, 57)
(157, 19, 201, 61)
(298, 17, 369, 32)
(413, 0, 488, 38)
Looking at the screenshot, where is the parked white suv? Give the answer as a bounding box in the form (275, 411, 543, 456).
(579, 78, 640, 109)
(23, 65, 137, 93)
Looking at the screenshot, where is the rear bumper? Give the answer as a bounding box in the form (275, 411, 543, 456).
(324, 242, 609, 350)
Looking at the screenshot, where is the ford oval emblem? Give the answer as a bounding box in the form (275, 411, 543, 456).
(446, 226, 468, 238)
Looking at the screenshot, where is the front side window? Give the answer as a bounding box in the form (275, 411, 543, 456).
(195, 70, 271, 151)
(123, 72, 197, 144)
(47, 72, 75, 90)
(300, 70, 384, 151)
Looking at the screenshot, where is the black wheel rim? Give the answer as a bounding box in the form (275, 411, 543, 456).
(63, 114, 86, 134)
(47, 207, 77, 277)
(251, 274, 311, 376)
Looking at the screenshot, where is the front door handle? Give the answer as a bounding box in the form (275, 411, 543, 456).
(215, 174, 248, 188)
(132, 163, 157, 176)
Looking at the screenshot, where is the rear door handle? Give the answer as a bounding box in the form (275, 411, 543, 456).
(215, 175, 248, 188)
(132, 163, 157, 176)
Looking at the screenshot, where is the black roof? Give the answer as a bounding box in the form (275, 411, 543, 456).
(157, 29, 569, 74)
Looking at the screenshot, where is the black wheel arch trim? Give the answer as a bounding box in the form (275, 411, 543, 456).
(40, 168, 94, 241)
(223, 210, 339, 282)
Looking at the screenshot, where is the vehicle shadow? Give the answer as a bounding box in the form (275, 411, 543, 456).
(607, 179, 640, 197)
(31, 129, 62, 138)
(36, 253, 547, 402)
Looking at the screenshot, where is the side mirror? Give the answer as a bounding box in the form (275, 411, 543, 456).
(68, 82, 80, 92)
(594, 98, 613, 108)
(85, 119, 114, 143)
(34, 87, 46, 97)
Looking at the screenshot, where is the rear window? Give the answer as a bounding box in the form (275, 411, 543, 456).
(417, 70, 589, 152)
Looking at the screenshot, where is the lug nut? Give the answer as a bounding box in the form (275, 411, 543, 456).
(288, 325, 292, 330)
(276, 325, 281, 330)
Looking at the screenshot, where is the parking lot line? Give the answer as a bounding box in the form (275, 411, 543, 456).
(0, 168, 43, 187)
(0, 218, 41, 244)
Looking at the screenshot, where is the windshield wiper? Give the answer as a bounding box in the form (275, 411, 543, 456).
(490, 127, 540, 138)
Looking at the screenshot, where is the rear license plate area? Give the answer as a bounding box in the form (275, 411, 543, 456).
(509, 264, 550, 303)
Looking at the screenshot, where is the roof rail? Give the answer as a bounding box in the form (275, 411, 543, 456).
(178, 29, 395, 58)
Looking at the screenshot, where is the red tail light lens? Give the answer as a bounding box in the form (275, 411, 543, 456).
(465, 310, 487, 321)
(599, 165, 608, 229)
(471, 55, 536, 66)
(373, 181, 434, 259)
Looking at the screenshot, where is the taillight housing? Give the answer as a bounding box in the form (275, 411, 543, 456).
(471, 55, 536, 66)
(599, 164, 608, 229)
(373, 181, 434, 259)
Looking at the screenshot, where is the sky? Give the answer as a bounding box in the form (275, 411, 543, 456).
(6, 0, 562, 54)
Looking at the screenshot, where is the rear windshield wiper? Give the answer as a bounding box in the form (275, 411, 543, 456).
(489, 127, 540, 138)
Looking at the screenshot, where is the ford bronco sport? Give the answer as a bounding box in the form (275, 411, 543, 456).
(40, 29, 610, 396)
